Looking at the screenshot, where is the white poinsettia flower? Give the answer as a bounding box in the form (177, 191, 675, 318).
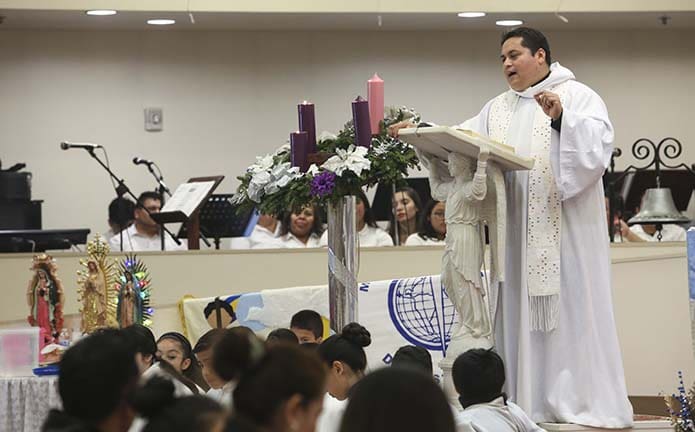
(248, 154, 274, 175)
(307, 164, 320, 176)
(322, 145, 371, 176)
(274, 143, 291, 156)
(247, 182, 264, 203)
(264, 162, 302, 195)
(247, 170, 272, 202)
(318, 131, 338, 143)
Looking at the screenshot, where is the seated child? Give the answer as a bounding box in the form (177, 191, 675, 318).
(453, 349, 543, 432)
(290, 309, 324, 344)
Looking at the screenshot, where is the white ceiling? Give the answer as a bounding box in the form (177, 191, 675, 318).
(0, 9, 694, 31)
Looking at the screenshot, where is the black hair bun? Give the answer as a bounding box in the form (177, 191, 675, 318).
(131, 376, 176, 419)
(341, 322, 371, 348)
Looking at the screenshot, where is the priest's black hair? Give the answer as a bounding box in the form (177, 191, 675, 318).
(502, 27, 552, 66)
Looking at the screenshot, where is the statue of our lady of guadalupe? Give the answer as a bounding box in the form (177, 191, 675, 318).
(116, 255, 153, 328)
(117, 271, 141, 327)
(27, 254, 65, 344)
(82, 260, 107, 330)
(78, 235, 118, 333)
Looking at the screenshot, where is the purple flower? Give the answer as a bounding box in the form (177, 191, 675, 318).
(311, 171, 336, 197)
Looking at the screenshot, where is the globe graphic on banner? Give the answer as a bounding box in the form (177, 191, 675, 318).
(387, 276, 458, 352)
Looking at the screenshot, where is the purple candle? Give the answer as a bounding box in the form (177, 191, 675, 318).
(298, 101, 317, 153)
(352, 96, 372, 148)
(290, 131, 310, 173)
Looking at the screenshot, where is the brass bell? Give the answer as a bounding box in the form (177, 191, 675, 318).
(628, 187, 690, 225)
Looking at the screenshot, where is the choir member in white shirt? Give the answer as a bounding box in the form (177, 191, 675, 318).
(405, 200, 446, 246)
(320, 190, 393, 248)
(249, 213, 283, 246)
(273, 204, 324, 248)
(230, 212, 284, 249)
(389, 186, 422, 246)
(104, 197, 135, 240)
(109, 191, 187, 252)
(453, 349, 543, 432)
(617, 219, 687, 242)
(611, 195, 687, 242)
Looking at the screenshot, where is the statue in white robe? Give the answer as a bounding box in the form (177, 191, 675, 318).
(425, 151, 492, 342)
(459, 61, 633, 427)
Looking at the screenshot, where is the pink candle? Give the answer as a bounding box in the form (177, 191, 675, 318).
(290, 131, 309, 173)
(367, 73, 384, 135)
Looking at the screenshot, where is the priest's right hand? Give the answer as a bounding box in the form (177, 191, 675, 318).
(388, 120, 417, 137)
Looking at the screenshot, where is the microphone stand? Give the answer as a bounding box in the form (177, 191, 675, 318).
(142, 162, 211, 248)
(82, 148, 182, 248)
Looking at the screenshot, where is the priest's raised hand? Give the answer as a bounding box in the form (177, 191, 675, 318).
(534, 90, 563, 120)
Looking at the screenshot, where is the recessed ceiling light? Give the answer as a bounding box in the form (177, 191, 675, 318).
(496, 19, 524, 26)
(147, 19, 176, 25)
(457, 12, 486, 18)
(85, 10, 117, 16)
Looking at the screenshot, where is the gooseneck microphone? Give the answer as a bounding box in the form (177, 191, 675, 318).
(60, 141, 103, 151)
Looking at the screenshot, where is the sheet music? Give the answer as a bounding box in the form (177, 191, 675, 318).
(161, 181, 216, 217)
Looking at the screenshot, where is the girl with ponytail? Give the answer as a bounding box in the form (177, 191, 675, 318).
(317, 323, 372, 401)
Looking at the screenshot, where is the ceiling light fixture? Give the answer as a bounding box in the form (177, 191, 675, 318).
(496, 19, 523, 26)
(147, 19, 176, 25)
(86, 10, 118, 16)
(457, 12, 486, 18)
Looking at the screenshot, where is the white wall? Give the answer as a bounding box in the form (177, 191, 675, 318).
(1, 29, 693, 234)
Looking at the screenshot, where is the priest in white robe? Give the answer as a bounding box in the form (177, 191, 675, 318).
(456, 27, 633, 427)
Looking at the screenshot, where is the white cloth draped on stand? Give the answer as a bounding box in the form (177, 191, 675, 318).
(0, 376, 61, 432)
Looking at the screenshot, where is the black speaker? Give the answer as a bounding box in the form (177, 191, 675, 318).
(0, 200, 42, 230)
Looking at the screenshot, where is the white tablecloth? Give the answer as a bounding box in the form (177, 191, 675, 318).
(0, 376, 61, 432)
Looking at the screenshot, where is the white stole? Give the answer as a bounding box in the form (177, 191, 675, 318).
(488, 82, 568, 332)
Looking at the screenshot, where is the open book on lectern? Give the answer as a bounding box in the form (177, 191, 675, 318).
(154, 176, 224, 224)
(398, 126, 534, 172)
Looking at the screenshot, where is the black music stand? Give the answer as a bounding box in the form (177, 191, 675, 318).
(178, 194, 257, 250)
